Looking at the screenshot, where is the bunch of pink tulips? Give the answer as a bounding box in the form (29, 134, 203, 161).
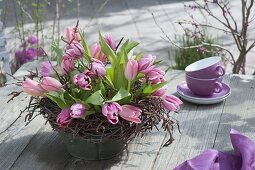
(21, 24, 182, 128)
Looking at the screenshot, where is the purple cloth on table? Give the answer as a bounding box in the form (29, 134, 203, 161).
(174, 129, 255, 170)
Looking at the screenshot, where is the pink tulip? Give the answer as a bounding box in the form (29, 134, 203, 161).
(91, 43, 107, 63)
(70, 103, 86, 118)
(22, 78, 46, 96)
(152, 86, 168, 97)
(147, 68, 165, 81)
(125, 59, 138, 80)
(64, 49, 78, 60)
(102, 102, 122, 124)
(70, 41, 84, 56)
(73, 72, 92, 90)
(61, 57, 74, 75)
(104, 34, 116, 51)
(150, 77, 166, 85)
(83, 70, 96, 78)
(138, 55, 156, 74)
(57, 108, 72, 127)
(163, 95, 183, 112)
(41, 77, 62, 92)
(65, 27, 80, 42)
(91, 58, 106, 77)
(118, 105, 142, 123)
(40, 61, 55, 77)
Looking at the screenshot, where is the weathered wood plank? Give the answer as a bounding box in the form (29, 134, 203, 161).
(10, 125, 71, 170)
(124, 0, 172, 67)
(0, 37, 6, 47)
(152, 74, 231, 169)
(0, 61, 45, 170)
(0, 50, 12, 80)
(213, 75, 255, 151)
(94, 0, 139, 40)
(0, 114, 44, 170)
(0, 61, 40, 134)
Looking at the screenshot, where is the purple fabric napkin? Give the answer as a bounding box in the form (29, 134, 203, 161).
(174, 129, 255, 170)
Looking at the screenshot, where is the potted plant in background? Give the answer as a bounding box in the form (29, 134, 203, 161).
(11, 22, 182, 160)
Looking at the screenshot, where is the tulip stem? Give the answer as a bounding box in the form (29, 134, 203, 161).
(127, 81, 131, 92)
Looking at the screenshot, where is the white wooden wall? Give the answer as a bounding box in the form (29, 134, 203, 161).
(0, 1, 12, 80)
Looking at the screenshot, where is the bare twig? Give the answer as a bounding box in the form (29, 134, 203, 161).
(116, 37, 124, 51)
(83, 0, 110, 29)
(170, 0, 255, 73)
(152, 12, 235, 64)
(7, 91, 23, 103)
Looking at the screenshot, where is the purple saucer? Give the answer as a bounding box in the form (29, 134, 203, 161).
(177, 81, 231, 104)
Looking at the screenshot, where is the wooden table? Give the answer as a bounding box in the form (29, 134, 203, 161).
(1, 61, 255, 170)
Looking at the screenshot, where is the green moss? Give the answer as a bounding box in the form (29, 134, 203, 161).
(172, 30, 222, 70)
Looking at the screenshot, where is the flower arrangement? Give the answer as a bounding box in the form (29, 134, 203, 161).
(11, 22, 182, 159)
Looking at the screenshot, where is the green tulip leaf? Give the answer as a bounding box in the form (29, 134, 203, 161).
(70, 70, 81, 81)
(46, 91, 72, 109)
(121, 41, 139, 54)
(51, 40, 63, 66)
(114, 63, 127, 89)
(85, 90, 104, 105)
(79, 32, 91, 61)
(153, 60, 162, 65)
(143, 81, 167, 94)
(81, 110, 95, 120)
(135, 52, 143, 61)
(107, 88, 130, 102)
(99, 32, 117, 66)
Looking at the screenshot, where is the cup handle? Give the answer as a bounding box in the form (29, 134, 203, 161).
(216, 65, 225, 76)
(214, 82, 223, 93)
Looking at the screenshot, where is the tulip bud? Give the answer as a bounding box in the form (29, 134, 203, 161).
(91, 43, 107, 63)
(40, 61, 55, 77)
(70, 41, 84, 56)
(125, 59, 138, 80)
(65, 27, 80, 42)
(118, 105, 141, 123)
(147, 68, 165, 82)
(91, 58, 106, 77)
(152, 86, 167, 97)
(150, 77, 165, 85)
(70, 103, 86, 118)
(64, 49, 77, 60)
(57, 108, 72, 127)
(22, 78, 46, 96)
(102, 102, 122, 124)
(41, 77, 62, 92)
(61, 57, 74, 75)
(104, 34, 116, 51)
(138, 55, 156, 74)
(163, 95, 183, 112)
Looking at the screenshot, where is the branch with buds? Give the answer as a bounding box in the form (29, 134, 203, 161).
(155, 0, 255, 74)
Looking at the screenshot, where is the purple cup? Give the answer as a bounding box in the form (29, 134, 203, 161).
(185, 56, 225, 79)
(186, 74, 223, 96)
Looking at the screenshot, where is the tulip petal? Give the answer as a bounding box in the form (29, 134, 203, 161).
(163, 100, 179, 112)
(22, 78, 46, 96)
(41, 77, 62, 92)
(119, 105, 142, 123)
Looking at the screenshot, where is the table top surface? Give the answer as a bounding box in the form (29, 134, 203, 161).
(0, 61, 255, 170)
